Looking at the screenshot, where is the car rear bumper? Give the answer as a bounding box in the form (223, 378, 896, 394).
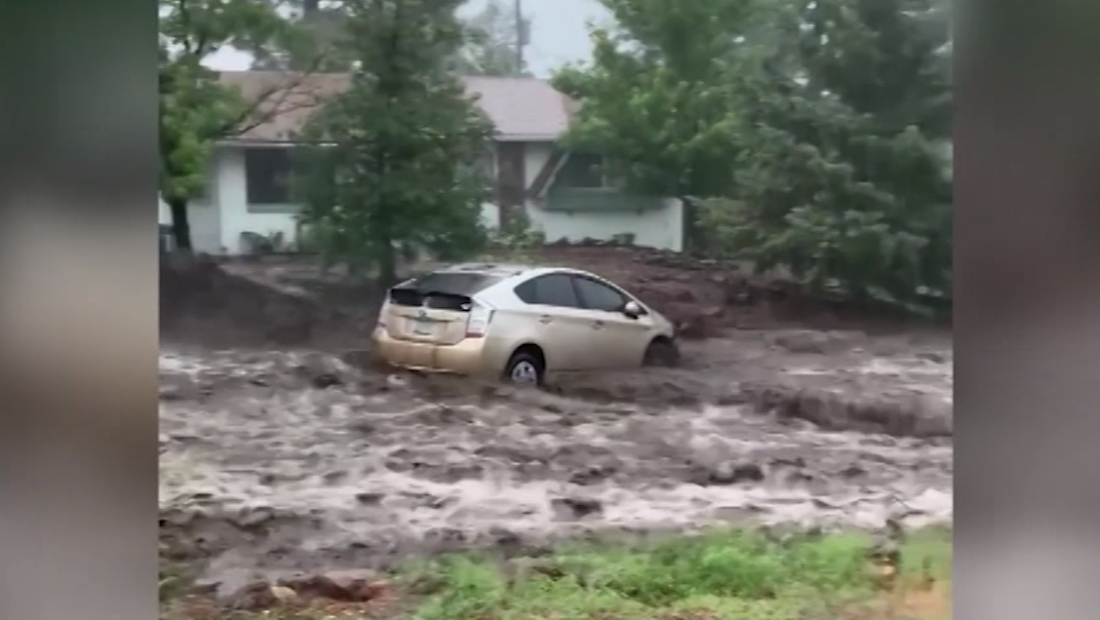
(369, 328, 503, 379)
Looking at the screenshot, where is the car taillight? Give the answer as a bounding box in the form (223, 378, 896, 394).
(465, 304, 494, 338)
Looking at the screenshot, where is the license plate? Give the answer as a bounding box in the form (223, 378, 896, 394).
(412, 319, 434, 335)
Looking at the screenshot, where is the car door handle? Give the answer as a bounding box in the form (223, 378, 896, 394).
(539, 315, 553, 324)
(592, 320, 605, 329)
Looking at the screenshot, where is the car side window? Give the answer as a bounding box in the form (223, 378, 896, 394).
(573, 276, 626, 312)
(515, 274, 581, 308)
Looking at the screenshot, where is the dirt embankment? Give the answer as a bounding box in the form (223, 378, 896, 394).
(160, 255, 373, 349)
(537, 244, 948, 339)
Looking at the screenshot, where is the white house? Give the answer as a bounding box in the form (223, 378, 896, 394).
(160, 71, 684, 255)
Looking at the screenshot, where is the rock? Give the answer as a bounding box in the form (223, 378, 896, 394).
(283, 569, 382, 602)
(550, 497, 603, 520)
(269, 585, 299, 603)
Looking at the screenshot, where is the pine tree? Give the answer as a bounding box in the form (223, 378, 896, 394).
(710, 0, 952, 310)
(296, 0, 495, 285)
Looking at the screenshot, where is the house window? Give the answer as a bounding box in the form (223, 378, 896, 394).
(245, 147, 294, 206)
(557, 153, 608, 188)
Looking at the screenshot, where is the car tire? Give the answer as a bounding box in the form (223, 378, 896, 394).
(643, 338, 681, 367)
(503, 350, 545, 386)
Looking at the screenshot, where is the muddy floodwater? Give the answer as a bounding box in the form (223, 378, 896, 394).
(159, 327, 952, 585)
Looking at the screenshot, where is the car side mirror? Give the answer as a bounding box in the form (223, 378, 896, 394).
(622, 300, 644, 319)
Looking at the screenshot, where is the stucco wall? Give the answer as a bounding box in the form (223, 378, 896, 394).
(519, 142, 683, 251)
(523, 142, 555, 188)
(215, 147, 503, 254)
(215, 147, 301, 254)
(158, 190, 221, 254)
(524, 198, 684, 252)
(198, 142, 683, 255)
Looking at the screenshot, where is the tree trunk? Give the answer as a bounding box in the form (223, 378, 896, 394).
(679, 195, 697, 255)
(377, 241, 398, 289)
(168, 197, 193, 252)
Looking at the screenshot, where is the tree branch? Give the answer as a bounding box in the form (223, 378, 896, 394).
(177, 0, 194, 56)
(223, 51, 331, 138)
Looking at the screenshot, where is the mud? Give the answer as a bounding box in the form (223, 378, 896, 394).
(160, 255, 374, 349)
(159, 247, 952, 590)
(535, 244, 949, 335)
(160, 338, 951, 585)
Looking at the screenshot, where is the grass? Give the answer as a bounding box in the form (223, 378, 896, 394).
(161, 526, 952, 620)
(404, 526, 951, 620)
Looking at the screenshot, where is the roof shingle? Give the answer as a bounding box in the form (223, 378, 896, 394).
(217, 71, 575, 143)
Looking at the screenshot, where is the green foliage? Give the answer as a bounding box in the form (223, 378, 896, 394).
(555, 0, 952, 313)
(408, 528, 951, 620)
(294, 0, 495, 285)
(722, 0, 952, 308)
(252, 0, 531, 76)
(159, 0, 306, 248)
(551, 0, 762, 197)
(248, 0, 360, 71)
(158, 56, 243, 204)
(454, 0, 530, 77)
(412, 558, 507, 620)
(487, 207, 546, 253)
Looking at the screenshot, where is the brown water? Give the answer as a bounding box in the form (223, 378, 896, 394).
(159, 330, 952, 584)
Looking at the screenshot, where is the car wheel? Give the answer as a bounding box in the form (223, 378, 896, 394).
(504, 350, 545, 386)
(643, 338, 681, 367)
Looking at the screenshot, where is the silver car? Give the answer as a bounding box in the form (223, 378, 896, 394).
(370, 263, 680, 385)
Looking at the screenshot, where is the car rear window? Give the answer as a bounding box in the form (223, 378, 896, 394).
(389, 272, 501, 309)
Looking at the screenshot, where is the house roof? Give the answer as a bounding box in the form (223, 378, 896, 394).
(217, 71, 576, 144)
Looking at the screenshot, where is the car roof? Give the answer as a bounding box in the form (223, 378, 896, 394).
(436, 262, 605, 281)
(436, 262, 542, 278)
